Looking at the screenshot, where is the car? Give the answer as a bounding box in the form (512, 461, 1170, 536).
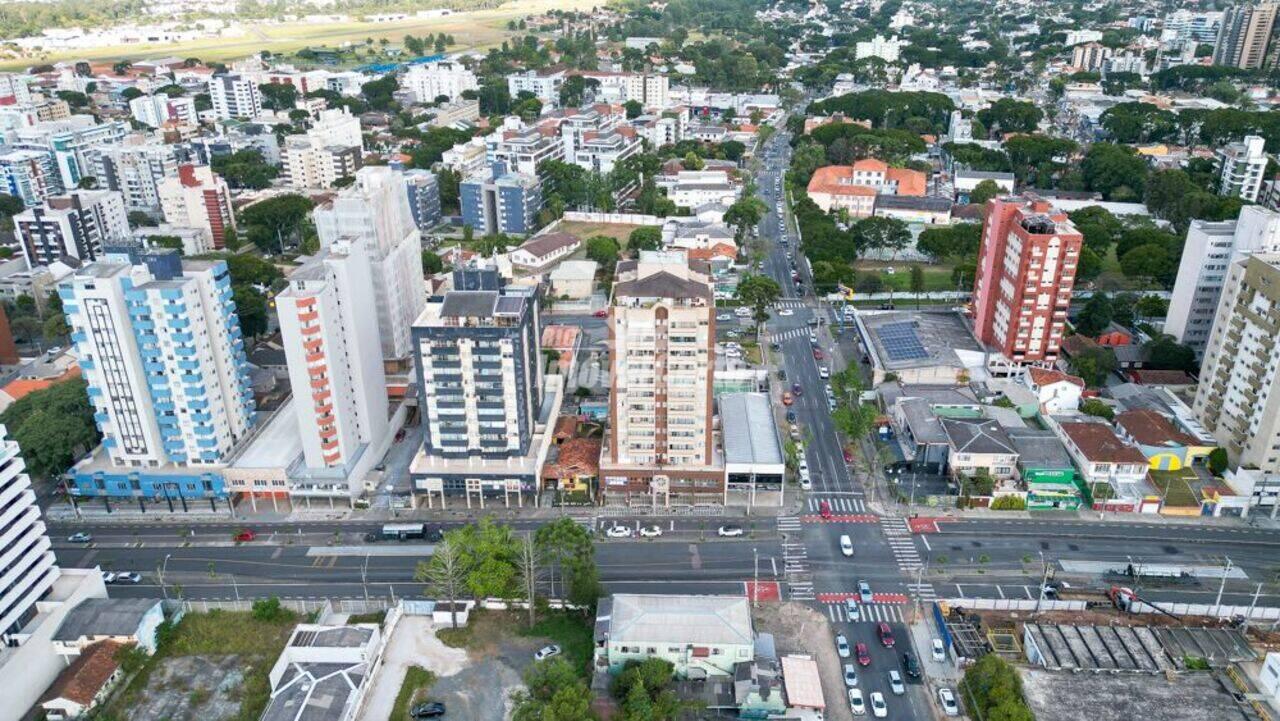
(819, 500, 832, 519)
(234, 530, 256, 542)
(813, 349, 824, 360)
(818, 366, 830, 379)
(845, 598, 861, 620)
(938, 688, 960, 716)
(878, 623, 895, 648)
(410, 702, 446, 718)
(395, 428, 407, 442)
(791, 383, 803, 396)
(725, 348, 742, 358)
(638, 525, 662, 538)
(798, 457, 809, 473)
(870, 692, 888, 718)
(932, 638, 947, 662)
(855, 642, 871, 667)
(68, 532, 92, 544)
(114, 571, 142, 584)
(735, 306, 752, 317)
(843, 663, 859, 687)
(605, 525, 633, 538)
(808, 330, 818, 343)
(593, 309, 609, 318)
(534, 644, 561, 661)
(778, 308, 794, 316)
(885, 266, 896, 275)
(717, 313, 733, 321)
(101, 571, 117, 584)
(364, 531, 380, 542)
(888, 670, 905, 695)
(785, 410, 797, 423)
(902, 652, 921, 679)
(839, 534, 854, 557)
(782, 392, 794, 405)
(835, 634, 851, 658)
(843, 448, 855, 464)
(717, 525, 744, 537)
(849, 689, 866, 716)
(858, 580, 874, 603)
(799, 474, 812, 491)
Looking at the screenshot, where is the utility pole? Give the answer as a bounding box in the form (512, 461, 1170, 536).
(1036, 551, 1051, 616)
(361, 555, 370, 605)
(158, 554, 172, 602)
(753, 547, 760, 608)
(1214, 556, 1233, 618)
(1244, 582, 1263, 630)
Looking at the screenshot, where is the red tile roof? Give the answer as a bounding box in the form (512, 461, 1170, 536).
(1027, 367, 1085, 389)
(806, 163, 927, 198)
(1115, 409, 1199, 448)
(1059, 422, 1148, 464)
(42, 641, 127, 707)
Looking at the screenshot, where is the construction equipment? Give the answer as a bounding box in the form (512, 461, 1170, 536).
(1108, 586, 1181, 620)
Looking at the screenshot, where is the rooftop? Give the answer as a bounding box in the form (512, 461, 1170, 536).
(1020, 667, 1248, 721)
(858, 310, 983, 372)
(720, 393, 784, 467)
(1115, 409, 1200, 448)
(1059, 422, 1148, 464)
(41, 640, 127, 706)
(1007, 428, 1074, 470)
(603, 594, 753, 647)
(53, 598, 160, 642)
(940, 417, 1016, 455)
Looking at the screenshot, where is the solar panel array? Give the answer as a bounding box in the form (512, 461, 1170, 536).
(879, 321, 929, 361)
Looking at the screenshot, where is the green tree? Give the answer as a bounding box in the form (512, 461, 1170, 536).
(1074, 293, 1114, 337)
(623, 99, 643, 119)
(1144, 334, 1197, 372)
(1080, 398, 1115, 420)
(422, 250, 444, 274)
(723, 195, 766, 243)
(231, 286, 269, 337)
(850, 216, 911, 257)
(1082, 143, 1148, 200)
(961, 654, 1035, 721)
(257, 82, 298, 110)
(212, 149, 279, 190)
(512, 658, 597, 721)
(976, 98, 1043, 134)
(1068, 206, 1124, 254)
(119, 86, 144, 101)
(909, 264, 925, 307)
(415, 536, 467, 628)
(534, 517, 599, 610)
(238, 194, 314, 253)
(735, 274, 782, 336)
(626, 226, 661, 253)
(968, 178, 1001, 205)
(1208, 447, 1228, 475)
(1069, 346, 1118, 386)
(0, 378, 99, 479)
(585, 236, 620, 271)
(448, 517, 520, 599)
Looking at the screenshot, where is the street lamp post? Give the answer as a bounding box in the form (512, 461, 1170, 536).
(1214, 556, 1233, 618)
(158, 554, 172, 601)
(753, 547, 759, 609)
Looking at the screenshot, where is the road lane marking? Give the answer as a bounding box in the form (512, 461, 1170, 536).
(921, 536, 931, 552)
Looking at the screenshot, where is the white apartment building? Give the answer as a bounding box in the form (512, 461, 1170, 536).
(0, 73, 32, 104)
(507, 68, 565, 105)
(93, 141, 179, 215)
(1072, 42, 1113, 71)
(208, 74, 262, 120)
(601, 251, 723, 505)
(855, 35, 906, 62)
(581, 72, 671, 110)
(61, 248, 255, 468)
(280, 135, 362, 189)
(1165, 206, 1280, 356)
(661, 170, 740, 209)
(1217, 134, 1269, 202)
(14, 118, 129, 189)
(440, 135, 489, 177)
(0, 423, 58, 647)
(400, 61, 478, 103)
(14, 190, 129, 269)
(1064, 29, 1104, 46)
(307, 107, 364, 150)
(313, 167, 426, 361)
(128, 94, 198, 128)
(276, 243, 389, 469)
(559, 107, 641, 174)
(157, 165, 236, 251)
(487, 122, 565, 177)
(1194, 253, 1280, 471)
(0, 149, 62, 207)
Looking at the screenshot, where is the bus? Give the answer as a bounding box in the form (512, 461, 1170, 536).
(380, 523, 426, 541)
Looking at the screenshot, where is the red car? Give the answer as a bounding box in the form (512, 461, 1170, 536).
(813, 349, 824, 360)
(782, 392, 794, 406)
(819, 500, 832, 519)
(843, 448, 854, 463)
(856, 642, 871, 667)
(878, 622, 895, 648)
(234, 530, 256, 542)
(593, 309, 608, 318)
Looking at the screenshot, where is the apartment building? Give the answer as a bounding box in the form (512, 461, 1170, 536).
(400, 61, 478, 103)
(1216, 135, 1268, 202)
(306, 107, 364, 149)
(313, 167, 426, 361)
(1214, 2, 1278, 69)
(14, 190, 129, 268)
(601, 251, 723, 505)
(855, 34, 906, 62)
(1072, 42, 1113, 71)
(426, 98, 480, 128)
(440, 135, 488, 177)
(208, 74, 262, 119)
(0, 424, 58, 647)
(93, 141, 179, 215)
(275, 243, 389, 470)
(15, 119, 130, 189)
(559, 107, 642, 174)
(0, 149, 63, 206)
(157, 165, 236, 251)
(60, 247, 255, 469)
(402, 169, 443, 230)
(128, 94, 198, 128)
(1193, 253, 1280, 471)
(1165, 206, 1280, 357)
(579, 71, 671, 110)
(805, 161, 927, 217)
(487, 122, 565, 177)
(507, 67, 566, 105)
(280, 135, 362, 189)
(460, 171, 542, 236)
(972, 197, 1083, 364)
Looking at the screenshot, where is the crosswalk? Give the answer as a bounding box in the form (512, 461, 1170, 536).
(907, 582, 938, 602)
(766, 327, 811, 343)
(773, 300, 808, 309)
(780, 536, 814, 600)
(880, 517, 923, 572)
(776, 516, 802, 534)
(806, 496, 866, 514)
(825, 601, 905, 624)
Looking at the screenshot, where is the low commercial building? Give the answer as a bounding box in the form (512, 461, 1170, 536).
(873, 195, 952, 225)
(806, 161, 927, 218)
(509, 231, 580, 271)
(260, 624, 383, 721)
(854, 310, 986, 385)
(593, 594, 754, 678)
(548, 259, 597, 299)
(50, 598, 165, 655)
(954, 170, 1015, 201)
(721, 392, 785, 497)
(941, 417, 1019, 480)
(39, 640, 127, 721)
(1115, 409, 1215, 471)
(1008, 428, 1082, 510)
(1055, 420, 1150, 503)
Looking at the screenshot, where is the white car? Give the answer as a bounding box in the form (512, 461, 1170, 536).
(932, 638, 947, 662)
(843, 663, 859, 687)
(114, 571, 142, 584)
(799, 471, 812, 491)
(716, 313, 733, 321)
(885, 266, 896, 275)
(939, 688, 959, 716)
(858, 580, 874, 603)
(717, 525, 745, 537)
(835, 634, 851, 658)
(605, 525, 633, 538)
(818, 366, 830, 379)
(534, 644, 561, 661)
(845, 598, 861, 621)
(870, 692, 888, 718)
(724, 342, 742, 351)
(638, 525, 663, 538)
(839, 534, 854, 557)
(735, 306, 752, 317)
(849, 689, 866, 716)
(798, 457, 809, 473)
(888, 670, 905, 695)
(101, 571, 117, 584)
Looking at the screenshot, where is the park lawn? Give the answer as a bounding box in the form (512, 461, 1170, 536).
(391, 666, 438, 721)
(854, 260, 956, 292)
(1149, 469, 1200, 507)
(518, 612, 595, 679)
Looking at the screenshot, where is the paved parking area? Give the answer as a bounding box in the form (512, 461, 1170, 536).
(358, 615, 467, 721)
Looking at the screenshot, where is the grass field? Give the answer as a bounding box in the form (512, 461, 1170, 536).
(855, 260, 957, 292)
(1149, 469, 1200, 507)
(390, 666, 438, 721)
(0, 0, 599, 69)
(556, 220, 648, 244)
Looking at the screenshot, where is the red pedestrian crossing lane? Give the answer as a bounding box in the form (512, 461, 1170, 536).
(908, 516, 952, 534)
(816, 592, 909, 604)
(745, 581, 781, 602)
(800, 514, 878, 524)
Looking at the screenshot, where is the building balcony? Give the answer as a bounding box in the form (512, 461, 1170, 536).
(301, 325, 321, 336)
(310, 377, 329, 390)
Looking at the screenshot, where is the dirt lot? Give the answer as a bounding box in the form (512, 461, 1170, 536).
(556, 220, 649, 244)
(754, 602, 852, 721)
(124, 656, 246, 721)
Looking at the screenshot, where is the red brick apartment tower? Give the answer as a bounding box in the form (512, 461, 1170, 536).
(971, 197, 1083, 364)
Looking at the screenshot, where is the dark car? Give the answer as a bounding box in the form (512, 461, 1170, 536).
(410, 702, 446, 718)
(426, 527, 444, 542)
(785, 411, 797, 423)
(878, 623, 895, 648)
(364, 532, 379, 543)
(791, 383, 803, 396)
(903, 652, 921, 680)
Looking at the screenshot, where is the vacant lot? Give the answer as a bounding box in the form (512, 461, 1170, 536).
(855, 260, 956, 292)
(1149, 469, 1201, 507)
(556, 220, 650, 245)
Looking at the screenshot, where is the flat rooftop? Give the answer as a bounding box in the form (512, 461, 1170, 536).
(1020, 668, 1249, 721)
(857, 310, 983, 372)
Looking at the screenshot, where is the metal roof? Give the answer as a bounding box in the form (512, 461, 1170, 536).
(721, 393, 784, 467)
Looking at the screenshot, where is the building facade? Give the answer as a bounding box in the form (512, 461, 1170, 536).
(60, 248, 255, 469)
(208, 74, 262, 119)
(972, 197, 1082, 364)
(14, 190, 129, 268)
(1216, 135, 1268, 202)
(128, 94, 197, 128)
(0, 149, 62, 207)
(1214, 2, 1278, 69)
(1193, 253, 1280, 471)
(460, 171, 542, 236)
(93, 142, 179, 215)
(280, 135, 362, 189)
(313, 167, 426, 361)
(0, 423, 58, 647)
(400, 62, 478, 103)
(157, 165, 236, 251)
(402, 169, 443, 230)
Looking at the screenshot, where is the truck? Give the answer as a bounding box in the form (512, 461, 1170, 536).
(1042, 582, 1180, 619)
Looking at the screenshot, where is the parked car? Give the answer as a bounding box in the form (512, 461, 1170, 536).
(932, 638, 947, 662)
(888, 670, 905, 695)
(835, 634, 851, 658)
(68, 532, 92, 543)
(717, 525, 744, 537)
(594, 309, 609, 318)
(638, 525, 663, 538)
(839, 534, 854, 557)
(717, 313, 733, 321)
(785, 410, 797, 423)
(101, 571, 117, 584)
(819, 500, 832, 519)
(843, 663, 859, 687)
(878, 623, 895, 648)
(856, 642, 871, 667)
(849, 689, 866, 716)
(534, 644, 561, 661)
(605, 525, 633, 538)
(812, 348, 823, 360)
(843, 448, 855, 464)
(938, 688, 960, 716)
(870, 692, 888, 718)
(234, 530, 256, 542)
(791, 383, 803, 396)
(782, 392, 794, 406)
(819, 366, 830, 379)
(114, 572, 142, 584)
(858, 580, 874, 603)
(410, 702, 446, 718)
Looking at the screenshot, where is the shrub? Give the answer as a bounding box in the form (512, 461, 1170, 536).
(990, 495, 1027, 511)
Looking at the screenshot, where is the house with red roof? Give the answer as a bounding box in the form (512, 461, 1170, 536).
(805, 160, 928, 218)
(1023, 367, 1085, 414)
